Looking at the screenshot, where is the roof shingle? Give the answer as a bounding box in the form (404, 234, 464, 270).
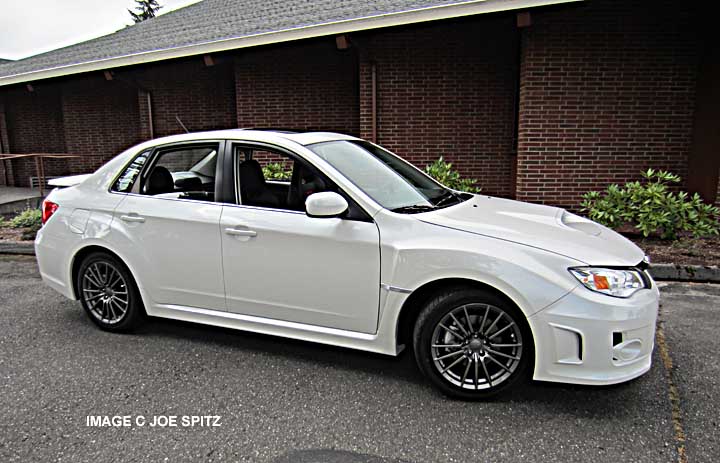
(0, 0, 574, 83)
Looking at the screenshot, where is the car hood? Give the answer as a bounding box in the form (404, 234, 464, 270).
(419, 196, 645, 266)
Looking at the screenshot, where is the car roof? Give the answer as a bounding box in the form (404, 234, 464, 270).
(145, 129, 361, 147)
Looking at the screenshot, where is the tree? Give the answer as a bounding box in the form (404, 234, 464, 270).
(128, 0, 162, 23)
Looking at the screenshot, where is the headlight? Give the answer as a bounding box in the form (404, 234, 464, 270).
(568, 267, 647, 298)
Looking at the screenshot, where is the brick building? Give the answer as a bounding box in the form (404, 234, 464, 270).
(0, 0, 716, 209)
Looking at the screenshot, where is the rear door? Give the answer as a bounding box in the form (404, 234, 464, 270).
(109, 141, 226, 311)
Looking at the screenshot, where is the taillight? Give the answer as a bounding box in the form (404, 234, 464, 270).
(41, 200, 59, 225)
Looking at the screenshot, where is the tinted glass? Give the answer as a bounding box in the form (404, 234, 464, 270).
(155, 147, 216, 173)
(112, 150, 150, 192)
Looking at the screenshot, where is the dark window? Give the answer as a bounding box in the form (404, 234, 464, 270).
(234, 144, 328, 211)
(140, 144, 219, 201)
(154, 147, 216, 174)
(233, 144, 371, 221)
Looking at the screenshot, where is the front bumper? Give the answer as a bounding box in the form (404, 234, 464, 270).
(528, 280, 659, 385)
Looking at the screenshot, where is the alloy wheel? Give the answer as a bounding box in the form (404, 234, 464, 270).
(430, 303, 523, 390)
(81, 261, 130, 325)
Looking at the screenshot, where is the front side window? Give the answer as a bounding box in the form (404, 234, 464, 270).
(112, 150, 150, 192)
(308, 141, 468, 212)
(231, 144, 370, 221)
(251, 149, 294, 182)
(233, 145, 329, 211)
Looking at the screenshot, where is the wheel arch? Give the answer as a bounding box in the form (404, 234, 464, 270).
(70, 244, 136, 300)
(395, 277, 530, 348)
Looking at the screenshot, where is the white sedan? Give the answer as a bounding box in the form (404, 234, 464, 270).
(35, 130, 658, 400)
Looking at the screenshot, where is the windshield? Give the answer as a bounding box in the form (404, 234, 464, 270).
(308, 140, 468, 212)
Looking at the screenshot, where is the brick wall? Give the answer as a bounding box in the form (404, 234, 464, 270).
(0, 1, 704, 203)
(516, 0, 700, 209)
(235, 41, 359, 134)
(0, 59, 237, 187)
(358, 16, 519, 198)
(61, 76, 142, 175)
(4, 85, 67, 187)
(135, 58, 237, 137)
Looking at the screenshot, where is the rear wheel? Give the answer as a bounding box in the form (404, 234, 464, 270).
(77, 252, 144, 332)
(413, 287, 532, 400)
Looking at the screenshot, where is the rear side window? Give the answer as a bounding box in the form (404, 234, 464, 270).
(140, 145, 218, 200)
(154, 147, 216, 174)
(112, 150, 151, 192)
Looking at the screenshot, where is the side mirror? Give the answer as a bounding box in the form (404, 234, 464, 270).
(305, 192, 348, 218)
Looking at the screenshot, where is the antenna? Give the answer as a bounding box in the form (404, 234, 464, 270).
(175, 116, 190, 133)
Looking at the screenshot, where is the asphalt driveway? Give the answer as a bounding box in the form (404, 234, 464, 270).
(0, 255, 716, 462)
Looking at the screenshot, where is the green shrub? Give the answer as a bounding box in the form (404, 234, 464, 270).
(8, 208, 42, 230)
(262, 163, 292, 181)
(425, 157, 481, 193)
(581, 169, 720, 240)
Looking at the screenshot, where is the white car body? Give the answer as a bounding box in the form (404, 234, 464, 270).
(35, 130, 658, 388)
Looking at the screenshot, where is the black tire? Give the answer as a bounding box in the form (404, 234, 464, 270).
(413, 287, 533, 400)
(76, 251, 145, 332)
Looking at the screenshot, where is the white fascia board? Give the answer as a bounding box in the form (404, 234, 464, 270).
(0, 0, 583, 87)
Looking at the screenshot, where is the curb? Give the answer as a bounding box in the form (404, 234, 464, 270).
(1, 241, 719, 282)
(0, 241, 35, 255)
(0, 196, 43, 215)
(647, 263, 720, 283)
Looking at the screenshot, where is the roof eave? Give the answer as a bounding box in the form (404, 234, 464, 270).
(0, 0, 582, 87)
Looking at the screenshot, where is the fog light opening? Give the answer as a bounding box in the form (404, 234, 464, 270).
(612, 332, 623, 361)
(612, 339, 643, 363)
(577, 332, 583, 361)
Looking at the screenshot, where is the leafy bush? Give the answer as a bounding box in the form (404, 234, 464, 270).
(262, 162, 292, 181)
(8, 208, 42, 230)
(425, 157, 481, 193)
(581, 169, 720, 240)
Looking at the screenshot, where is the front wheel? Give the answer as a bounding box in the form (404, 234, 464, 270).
(77, 252, 144, 332)
(413, 288, 532, 400)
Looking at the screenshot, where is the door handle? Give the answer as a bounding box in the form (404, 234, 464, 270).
(224, 228, 257, 237)
(120, 214, 146, 223)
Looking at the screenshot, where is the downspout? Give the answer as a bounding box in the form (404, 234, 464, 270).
(146, 91, 154, 139)
(1, 139, 7, 186)
(371, 62, 377, 143)
(0, 123, 5, 185)
(0, 102, 9, 185)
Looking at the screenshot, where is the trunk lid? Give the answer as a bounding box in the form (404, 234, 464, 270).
(47, 174, 92, 188)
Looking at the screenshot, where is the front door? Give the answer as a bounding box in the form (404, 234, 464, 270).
(219, 142, 381, 334)
(220, 205, 381, 333)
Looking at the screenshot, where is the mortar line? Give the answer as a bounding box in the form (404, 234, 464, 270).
(656, 302, 688, 463)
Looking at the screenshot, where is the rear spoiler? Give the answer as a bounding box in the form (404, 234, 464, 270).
(47, 174, 92, 188)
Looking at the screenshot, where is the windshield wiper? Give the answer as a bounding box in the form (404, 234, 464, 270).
(391, 204, 437, 214)
(433, 190, 463, 208)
